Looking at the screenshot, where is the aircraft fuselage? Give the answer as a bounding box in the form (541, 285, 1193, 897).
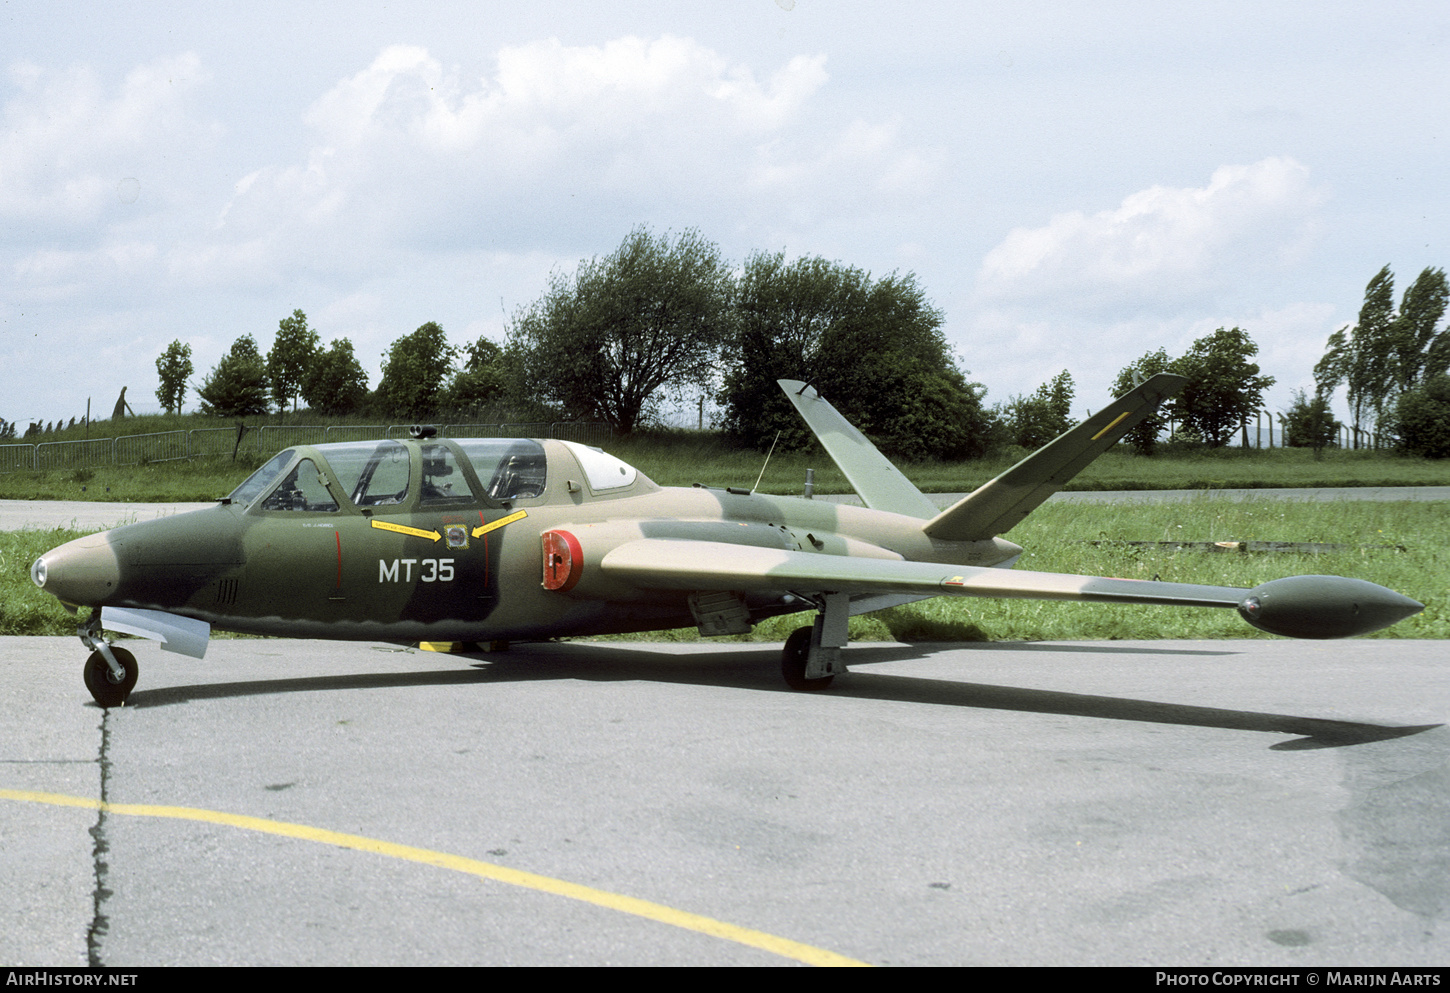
(34, 438, 1021, 645)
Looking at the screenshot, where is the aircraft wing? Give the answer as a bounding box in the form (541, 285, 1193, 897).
(601, 539, 1241, 607)
(599, 539, 1422, 638)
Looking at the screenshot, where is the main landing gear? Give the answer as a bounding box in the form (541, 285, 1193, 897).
(79, 612, 137, 707)
(780, 592, 850, 691)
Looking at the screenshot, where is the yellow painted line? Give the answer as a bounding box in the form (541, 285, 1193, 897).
(0, 787, 867, 967)
(370, 519, 441, 542)
(473, 509, 528, 538)
(1090, 410, 1132, 441)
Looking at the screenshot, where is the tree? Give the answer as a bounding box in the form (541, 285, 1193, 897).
(1169, 327, 1274, 447)
(154, 339, 194, 415)
(510, 227, 734, 434)
(719, 252, 990, 460)
(442, 336, 510, 416)
(267, 309, 321, 412)
(1110, 348, 1175, 454)
(1316, 266, 1398, 447)
(197, 335, 271, 417)
(1391, 267, 1449, 391)
(375, 321, 456, 419)
(999, 370, 1074, 449)
(1279, 389, 1340, 456)
(1391, 374, 1450, 458)
(1317, 265, 1450, 447)
(301, 338, 370, 415)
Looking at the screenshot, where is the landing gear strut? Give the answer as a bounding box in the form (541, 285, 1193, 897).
(780, 592, 850, 691)
(79, 612, 137, 707)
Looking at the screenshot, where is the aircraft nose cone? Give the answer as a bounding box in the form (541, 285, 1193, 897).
(33, 533, 121, 607)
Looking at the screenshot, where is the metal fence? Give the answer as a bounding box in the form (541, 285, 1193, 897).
(256, 424, 328, 451)
(0, 444, 34, 473)
(0, 422, 613, 473)
(34, 438, 114, 471)
(188, 427, 247, 458)
(114, 430, 189, 465)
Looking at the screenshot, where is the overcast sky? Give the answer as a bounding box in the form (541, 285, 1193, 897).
(3, 1, 1448, 433)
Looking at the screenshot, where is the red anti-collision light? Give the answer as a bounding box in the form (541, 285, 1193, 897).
(541, 530, 583, 592)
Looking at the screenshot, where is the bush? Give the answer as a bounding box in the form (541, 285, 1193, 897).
(1280, 389, 1340, 454)
(1392, 375, 1450, 458)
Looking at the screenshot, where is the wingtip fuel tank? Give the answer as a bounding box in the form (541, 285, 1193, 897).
(1236, 575, 1424, 639)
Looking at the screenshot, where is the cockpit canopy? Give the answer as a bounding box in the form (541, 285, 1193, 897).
(226, 437, 641, 512)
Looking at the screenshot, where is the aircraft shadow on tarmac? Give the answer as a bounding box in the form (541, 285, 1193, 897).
(118, 641, 1440, 751)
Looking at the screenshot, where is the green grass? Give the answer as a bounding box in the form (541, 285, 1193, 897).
(10, 498, 1441, 641)
(1, 528, 89, 636)
(0, 456, 268, 503)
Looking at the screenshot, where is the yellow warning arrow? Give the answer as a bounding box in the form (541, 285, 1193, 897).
(473, 509, 528, 538)
(370, 519, 441, 542)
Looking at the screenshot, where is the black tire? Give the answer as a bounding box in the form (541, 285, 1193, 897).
(781, 625, 834, 691)
(83, 647, 138, 708)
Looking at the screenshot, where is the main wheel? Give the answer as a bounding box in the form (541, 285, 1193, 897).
(83, 647, 138, 708)
(781, 625, 834, 691)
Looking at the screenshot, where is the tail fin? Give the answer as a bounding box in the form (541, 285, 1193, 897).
(923, 373, 1186, 542)
(777, 379, 939, 519)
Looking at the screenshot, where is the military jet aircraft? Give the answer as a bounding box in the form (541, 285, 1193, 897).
(32, 375, 1423, 707)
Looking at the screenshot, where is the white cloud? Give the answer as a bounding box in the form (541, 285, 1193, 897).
(200, 37, 928, 277)
(975, 157, 1325, 311)
(297, 37, 828, 168)
(0, 54, 215, 227)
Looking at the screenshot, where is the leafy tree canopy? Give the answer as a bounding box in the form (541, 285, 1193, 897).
(1391, 374, 1450, 458)
(720, 252, 990, 461)
(1170, 327, 1274, 447)
(1316, 265, 1449, 446)
(375, 321, 456, 419)
(1279, 389, 1340, 455)
(442, 336, 512, 417)
(1110, 348, 1174, 454)
(509, 227, 734, 434)
(998, 370, 1074, 450)
(1392, 267, 1450, 390)
(267, 309, 321, 412)
(301, 338, 370, 416)
(197, 335, 270, 417)
(154, 339, 194, 416)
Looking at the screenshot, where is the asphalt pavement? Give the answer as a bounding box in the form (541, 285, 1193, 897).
(3, 636, 1447, 966)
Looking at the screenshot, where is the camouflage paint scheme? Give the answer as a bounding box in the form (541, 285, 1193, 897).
(33, 376, 1424, 704)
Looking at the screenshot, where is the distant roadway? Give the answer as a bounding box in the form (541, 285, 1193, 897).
(3, 486, 1449, 531)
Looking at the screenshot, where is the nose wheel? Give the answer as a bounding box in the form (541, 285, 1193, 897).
(83, 646, 138, 708)
(78, 612, 138, 707)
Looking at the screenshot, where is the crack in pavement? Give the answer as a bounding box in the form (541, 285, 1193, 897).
(86, 709, 112, 967)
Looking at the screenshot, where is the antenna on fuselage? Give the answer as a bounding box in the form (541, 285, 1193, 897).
(752, 431, 781, 494)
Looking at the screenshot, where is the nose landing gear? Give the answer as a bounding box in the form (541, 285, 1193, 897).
(79, 613, 137, 707)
